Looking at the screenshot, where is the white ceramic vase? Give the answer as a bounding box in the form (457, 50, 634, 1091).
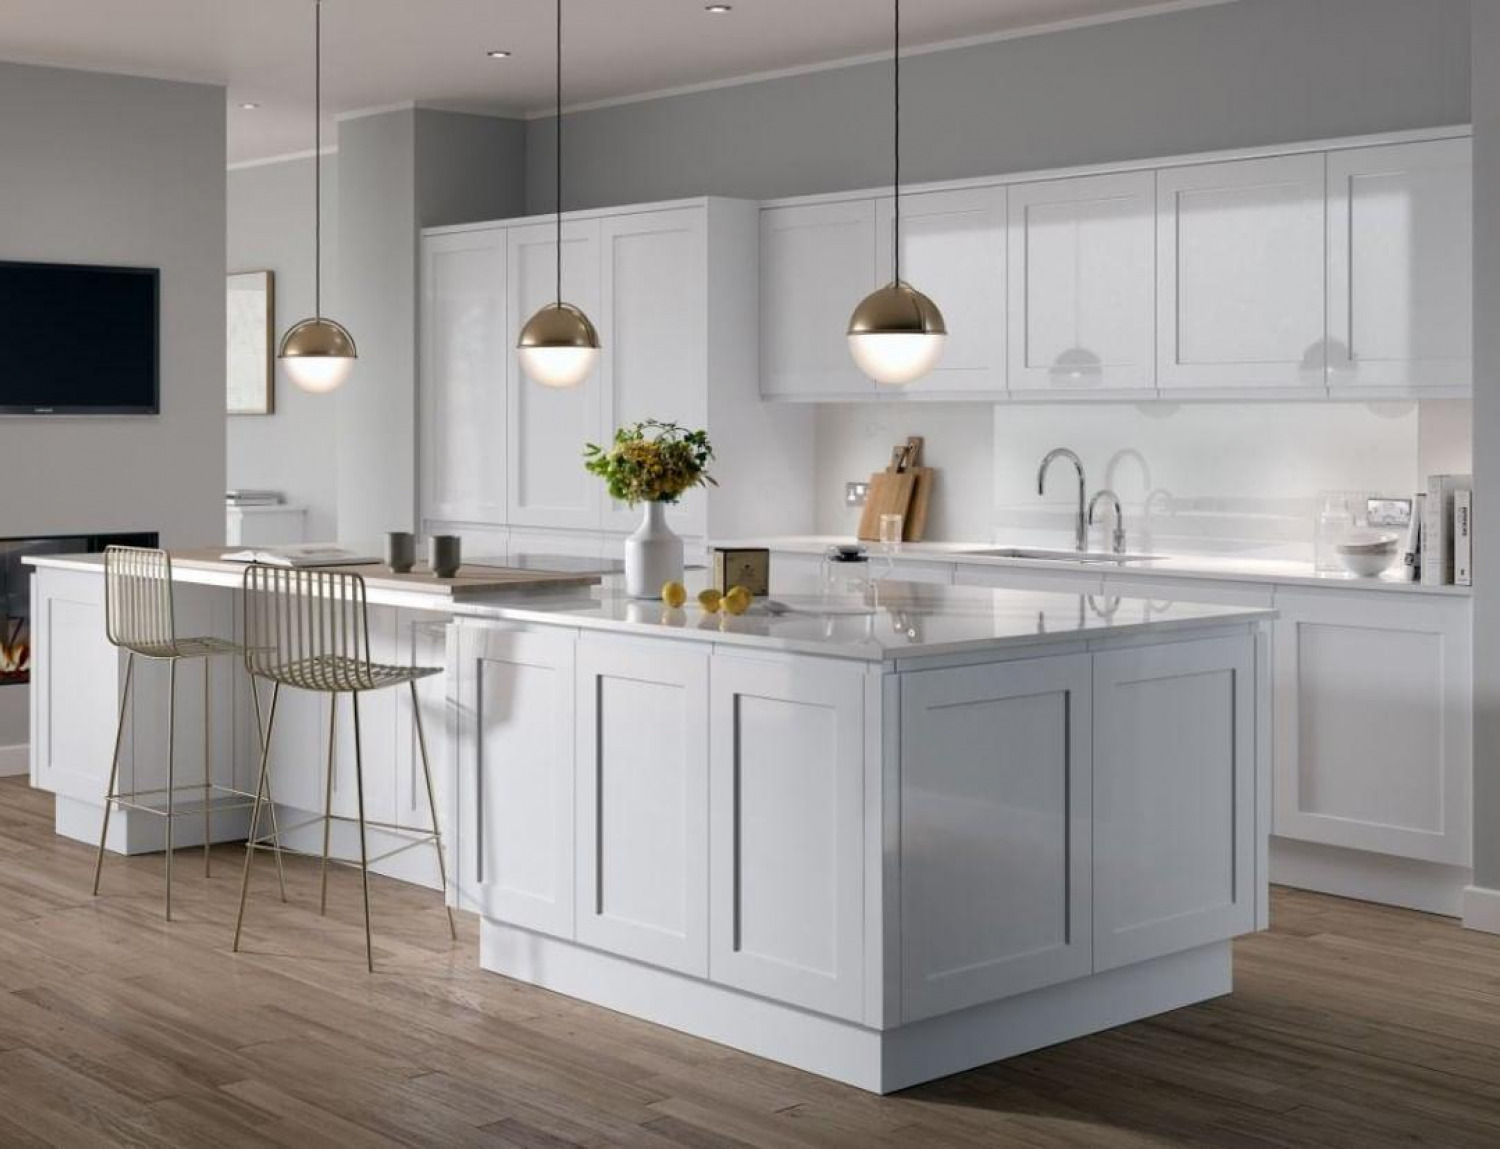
(624, 501, 683, 598)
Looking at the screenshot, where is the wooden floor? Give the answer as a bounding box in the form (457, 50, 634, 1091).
(2, 777, 1500, 1148)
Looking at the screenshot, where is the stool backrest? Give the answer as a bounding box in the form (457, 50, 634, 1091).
(242, 563, 375, 691)
(104, 546, 177, 655)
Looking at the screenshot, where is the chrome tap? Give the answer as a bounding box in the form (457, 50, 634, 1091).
(1038, 448, 1087, 552)
(1088, 488, 1128, 555)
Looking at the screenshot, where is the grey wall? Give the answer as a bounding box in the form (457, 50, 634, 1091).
(528, 0, 1471, 212)
(335, 109, 527, 544)
(0, 61, 225, 750)
(1471, 2, 1500, 898)
(227, 155, 340, 541)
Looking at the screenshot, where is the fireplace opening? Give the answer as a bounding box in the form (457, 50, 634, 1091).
(0, 532, 159, 687)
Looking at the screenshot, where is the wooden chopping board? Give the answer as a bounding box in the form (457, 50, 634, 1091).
(857, 469, 918, 540)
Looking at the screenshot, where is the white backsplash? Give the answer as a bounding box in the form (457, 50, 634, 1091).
(814, 399, 1472, 562)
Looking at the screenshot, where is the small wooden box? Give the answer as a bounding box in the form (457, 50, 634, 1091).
(712, 547, 770, 597)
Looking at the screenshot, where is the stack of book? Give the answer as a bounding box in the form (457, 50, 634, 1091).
(1412, 474, 1473, 587)
(225, 489, 283, 508)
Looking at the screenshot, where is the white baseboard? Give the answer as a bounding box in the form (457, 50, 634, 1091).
(0, 743, 28, 778)
(1462, 885, 1500, 935)
(1269, 837, 1469, 917)
(480, 919, 1232, 1094)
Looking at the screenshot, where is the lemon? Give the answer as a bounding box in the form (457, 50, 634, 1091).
(697, 588, 723, 614)
(661, 580, 687, 609)
(723, 586, 752, 616)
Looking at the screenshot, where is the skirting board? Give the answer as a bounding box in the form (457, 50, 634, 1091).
(1269, 836, 1469, 918)
(480, 920, 1232, 1094)
(0, 743, 27, 778)
(1462, 885, 1500, 935)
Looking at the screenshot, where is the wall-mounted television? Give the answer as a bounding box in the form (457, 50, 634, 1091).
(0, 260, 160, 415)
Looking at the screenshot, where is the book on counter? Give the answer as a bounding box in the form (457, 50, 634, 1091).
(220, 545, 376, 568)
(1455, 489, 1473, 587)
(1421, 474, 1472, 586)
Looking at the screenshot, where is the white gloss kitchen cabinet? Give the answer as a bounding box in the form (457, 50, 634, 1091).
(757, 128, 1471, 403)
(874, 186, 1007, 396)
(1272, 588, 1472, 876)
(1007, 171, 1155, 396)
(1155, 154, 1327, 395)
(1326, 138, 1473, 395)
(455, 590, 1269, 1093)
(421, 197, 814, 550)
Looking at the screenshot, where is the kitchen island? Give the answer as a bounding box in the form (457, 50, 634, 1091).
(25, 553, 1273, 1093)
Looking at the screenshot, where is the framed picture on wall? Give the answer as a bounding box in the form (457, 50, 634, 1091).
(227, 270, 274, 415)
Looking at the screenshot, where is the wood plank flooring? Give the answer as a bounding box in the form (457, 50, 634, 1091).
(2, 774, 1499, 1147)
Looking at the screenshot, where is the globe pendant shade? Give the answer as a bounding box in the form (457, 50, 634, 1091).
(278, 316, 358, 394)
(517, 301, 601, 389)
(847, 281, 948, 385)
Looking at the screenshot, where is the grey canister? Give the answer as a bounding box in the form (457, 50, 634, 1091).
(384, 531, 416, 573)
(429, 534, 462, 579)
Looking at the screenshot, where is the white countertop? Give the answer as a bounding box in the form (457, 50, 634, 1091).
(718, 535, 1471, 597)
(449, 572, 1274, 662)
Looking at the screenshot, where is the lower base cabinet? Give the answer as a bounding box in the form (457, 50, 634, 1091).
(1272, 589, 1471, 867)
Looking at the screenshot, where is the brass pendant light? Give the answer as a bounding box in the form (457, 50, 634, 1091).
(279, 0, 357, 394)
(847, 0, 946, 386)
(517, 0, 601, 389)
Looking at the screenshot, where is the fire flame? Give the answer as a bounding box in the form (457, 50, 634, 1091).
(0, 641, 27, 676)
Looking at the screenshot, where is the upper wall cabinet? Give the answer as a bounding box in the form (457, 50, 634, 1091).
(1326, 138, 1472, 394)
(420, 231, 508, 525)
(875, 187, 1007, 395)
(760, 200, 878, 398)
(1008, 172, 1155, 396)
(1156, 154, 1327, 394)
(506, 219, 605, 531)
(599, 208, 711, 536)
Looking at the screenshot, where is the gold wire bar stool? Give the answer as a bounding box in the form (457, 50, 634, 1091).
(233, 563, 456, 972)
(93, 546, 287, 920)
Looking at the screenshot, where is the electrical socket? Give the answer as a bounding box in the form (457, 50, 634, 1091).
(845, 481, 869, 507)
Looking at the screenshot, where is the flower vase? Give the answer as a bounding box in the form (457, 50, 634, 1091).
(624, 501, 683, 598)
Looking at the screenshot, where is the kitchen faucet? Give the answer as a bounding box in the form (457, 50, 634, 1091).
(1037, 448, 1087, 551)
(1088, 489, 1128, 555)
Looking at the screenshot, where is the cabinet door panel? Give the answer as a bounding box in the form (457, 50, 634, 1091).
(1327, 138, 1472, 392)
(1009, 172, 1155, 394)
(1273, 591, 1470, 866)
(456, 625, 576, 938)
(1157, 155, 1326, 392)
(1093, 634, 1256, 971)
(710, 655, 865, 1018)
(599, 209, 709, 536)
(900, 654, 1092, 1022)
(576, 640, 709, 974)
(760, 201, 877, 398)
(875, 186, 1006, 394)
(421, 231, 507, 525)
(507, 220, 603, 529)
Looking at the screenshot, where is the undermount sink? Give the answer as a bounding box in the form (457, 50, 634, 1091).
(964, 547, 1163, 565)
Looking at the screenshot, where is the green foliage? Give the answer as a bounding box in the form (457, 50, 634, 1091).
(583, 420, 717, 506)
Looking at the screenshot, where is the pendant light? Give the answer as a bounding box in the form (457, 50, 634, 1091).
(278, 0, 357, 394)
(517, 0, 600, 389)
(847, 0, 946, 386)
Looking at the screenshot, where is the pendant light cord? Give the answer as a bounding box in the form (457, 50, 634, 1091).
(314, 0, 323, 321)
(555, 0, 563, 307)
(893, 0, 901, 287)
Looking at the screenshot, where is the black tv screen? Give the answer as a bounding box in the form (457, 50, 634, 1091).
(0, 260, 160, 414)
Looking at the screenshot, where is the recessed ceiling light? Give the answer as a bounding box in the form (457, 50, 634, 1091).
(486, 49, 513, 58)
(238, 101, 260, 110)
(705, 4, 732, 11)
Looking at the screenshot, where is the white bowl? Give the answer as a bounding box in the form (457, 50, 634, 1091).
(1336, 547, 1397, 578)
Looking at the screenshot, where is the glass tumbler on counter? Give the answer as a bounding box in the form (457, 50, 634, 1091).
(1315, 494, 1357, 574)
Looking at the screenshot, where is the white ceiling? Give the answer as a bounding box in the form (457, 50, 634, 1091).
(0, 0, 1231, 165)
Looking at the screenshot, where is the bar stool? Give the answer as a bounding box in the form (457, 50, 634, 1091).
(232, 563, 456, 972)
(93, 546, 286, 920)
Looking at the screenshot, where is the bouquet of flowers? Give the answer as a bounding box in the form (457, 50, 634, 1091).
(584, 420, 717, 506)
